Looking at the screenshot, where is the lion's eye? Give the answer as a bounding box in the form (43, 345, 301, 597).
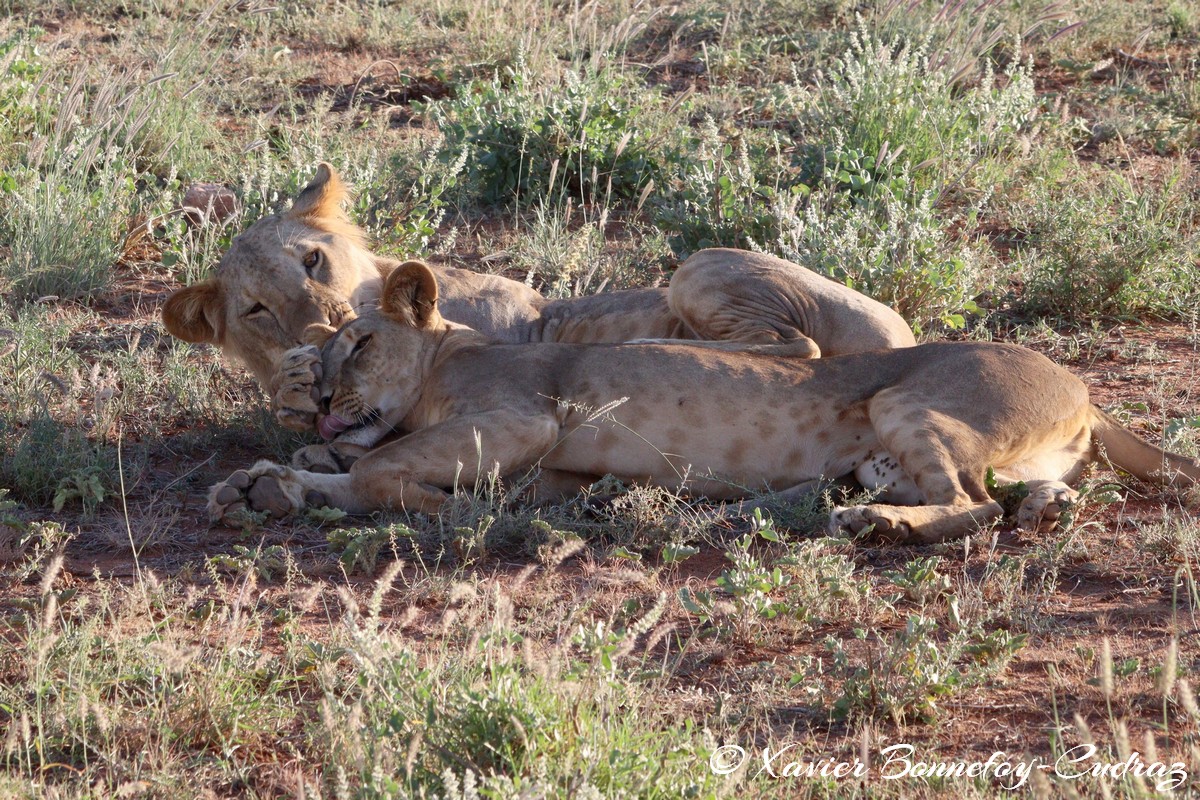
(303, 250, 321, 274)
(245, 302, 267, 317)
(351, 334, 372, 355)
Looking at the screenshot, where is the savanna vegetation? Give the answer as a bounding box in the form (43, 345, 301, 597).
(1, 0, 1199, 797)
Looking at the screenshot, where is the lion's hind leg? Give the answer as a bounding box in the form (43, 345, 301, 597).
(829, 392, 1004, 543)
(668, 252, 821, 351)
(987, 414, 1092, 532)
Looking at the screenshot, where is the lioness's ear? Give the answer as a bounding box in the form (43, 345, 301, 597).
(381, 261, 441, 329)
(303, 323, 338, 348)
(288, 162, 349, 222)
(162, 281, 224, 344)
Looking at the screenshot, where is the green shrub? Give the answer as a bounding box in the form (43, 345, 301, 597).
(430, 57, 665, 207)
(1012, 170, 1200, 319)
(0, 19, 227, 302)
(826, 615, 1024, 725)
(0, 416, 116, 512)
(651, 117, 799, 255)
(0, 29, 49, 158)
(794, 23, 1035, 190)
(319, 609, 720, 797)
(761, 183, 982, 332)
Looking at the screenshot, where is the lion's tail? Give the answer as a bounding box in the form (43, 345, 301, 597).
(1090, 406, 1200, 486)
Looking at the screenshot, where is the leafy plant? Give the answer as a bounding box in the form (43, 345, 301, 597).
(327, 524, 412, 575)
(430, 56, 664, 206)
(763, 184, 982, 332)
(828, 615, 1028, 725)
(207, 545, 289, 581)
(651, 117, 799, 255)
(1013, 169, 1200, 319)
(0, 416, 115, 509)
(52, 466, 107, 515)
(680, 516, 794, 637)
(883, 556, 951, 605)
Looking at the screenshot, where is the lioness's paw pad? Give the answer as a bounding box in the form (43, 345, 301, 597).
(208, 462, 304, 524)
(272, 346, 322, 431)
(1016, 483, 1077, 532)
(828, 505, 912, 542)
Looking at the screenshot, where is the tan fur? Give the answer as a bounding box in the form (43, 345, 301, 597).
(207, 263, 1200, 543)
(670, 248, 915, 355)
(164, 163, 914, 431)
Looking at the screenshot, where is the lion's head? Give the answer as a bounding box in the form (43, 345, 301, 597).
(304, 261, 448, 440)
(161, 163, 385, 388)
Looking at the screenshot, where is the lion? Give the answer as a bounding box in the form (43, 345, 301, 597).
(161, 163, 915, 435)
(206, 261, 1200, 544)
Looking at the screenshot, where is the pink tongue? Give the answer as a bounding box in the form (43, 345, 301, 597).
(318, 414, 352, 440)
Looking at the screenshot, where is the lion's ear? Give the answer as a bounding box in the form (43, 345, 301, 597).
(288, 162, 349, 222)
(303, 323, 338, 348)
(381, 261, 442, 329)
(162, 281, 224, 344)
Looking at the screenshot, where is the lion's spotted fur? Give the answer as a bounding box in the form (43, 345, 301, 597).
(207, 263, 1200, 543)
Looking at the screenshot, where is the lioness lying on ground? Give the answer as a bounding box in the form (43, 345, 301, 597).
(162, 163, 915, 439)
(207, 262, 1200, 543)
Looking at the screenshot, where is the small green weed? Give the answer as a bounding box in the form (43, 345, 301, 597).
(207, 544, 290, 581)
(327, 524, 411, 575)
(0, 416, 116, 510)
(826, 615, 1024, 725)
(883, 556, 951, 606)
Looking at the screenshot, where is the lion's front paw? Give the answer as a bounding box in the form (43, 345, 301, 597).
(272, 346, 322, 431)
(291, 444, 342, 474)
(828, 505, 913, 542)
(208, 460, 326, 524)
(1016, 481, 1077, 532)
(291, 442, 368, 474)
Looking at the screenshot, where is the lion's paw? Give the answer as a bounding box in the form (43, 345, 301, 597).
(208, 460, 325, 524)
(828, 505, 913, 542)
(1016, 481, 1077, 532)
(272, 346, 322, 431)
(291, 444, 342, 474)
(290, 442, 366, 474)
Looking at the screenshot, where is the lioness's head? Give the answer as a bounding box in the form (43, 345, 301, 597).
(161, 163, 385, 388)
(305, 261, 447, 440)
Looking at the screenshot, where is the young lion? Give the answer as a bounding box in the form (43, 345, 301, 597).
(161, 163, 915, 436)
(207, 262, 1200, 543)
